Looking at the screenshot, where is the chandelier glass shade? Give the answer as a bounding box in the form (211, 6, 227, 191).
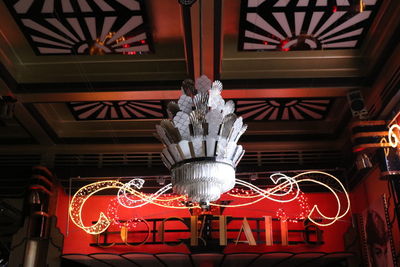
(156, 76, 247, 204)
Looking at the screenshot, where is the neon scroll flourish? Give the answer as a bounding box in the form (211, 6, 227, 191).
(69, 171, 350, 234)
(388, 123, 400, 148)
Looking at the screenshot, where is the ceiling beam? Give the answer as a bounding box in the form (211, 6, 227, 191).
(13, 102, 54, 145)
(0, 139, 345, 154)
(180, 4, 195, 79)
(1, 78, 54, 145)
(15, 87, 350, 103)
(189, 0, 220, 80)
(366, 40, 400, 119)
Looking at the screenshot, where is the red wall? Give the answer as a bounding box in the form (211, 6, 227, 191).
(350, 166, 400, 258)
(56, 186, 352, 254)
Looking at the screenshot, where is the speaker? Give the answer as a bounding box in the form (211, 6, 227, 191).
(347, 90, 368, 120)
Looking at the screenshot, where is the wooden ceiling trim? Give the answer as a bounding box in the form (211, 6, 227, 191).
(0, 63, 18, 94)
(0, 139, 345, 154)
(213, 0, 223, 80)
(361, 0, 400, 78)
(181, 5, 195, 79)
(0, 71, 53, 146)
(13, 103, 54, 145)
(200, 0, 216, 80)
(15, 87, 350, 103)
(190, 0, 201, 78)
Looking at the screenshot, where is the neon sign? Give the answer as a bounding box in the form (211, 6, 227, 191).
(91, 216, 324, 248)
(69, 171, 350, 235)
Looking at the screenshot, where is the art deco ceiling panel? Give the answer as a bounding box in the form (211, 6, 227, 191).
(69, 100, 167, 120)
(235, 98, 332, 120)
(239, 0, 380, 51)
(67, 98, 333, 121)
(4, 0, 153, 55)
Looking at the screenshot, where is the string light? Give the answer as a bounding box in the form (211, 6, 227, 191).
(210, 171, 350, 227)
(69, 180, 194, 235)
(106, 198, 142, 229)
(69, 171, 350, 234)
(275, 190, 311, 223)
(69, 180, 125, 235)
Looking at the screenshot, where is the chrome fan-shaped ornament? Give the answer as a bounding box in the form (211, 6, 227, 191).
(155, 76, 247, 204)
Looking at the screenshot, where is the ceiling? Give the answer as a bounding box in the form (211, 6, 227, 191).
(0, 0, 399, 195)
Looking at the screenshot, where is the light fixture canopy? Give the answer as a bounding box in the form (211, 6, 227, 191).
(156, 76, 247, 205)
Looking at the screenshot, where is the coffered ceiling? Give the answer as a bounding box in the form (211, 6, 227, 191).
(0, 0, 399, 193)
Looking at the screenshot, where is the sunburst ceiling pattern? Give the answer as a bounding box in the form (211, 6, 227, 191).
(69, 101, 166, 120)
(239, 0, 379, 51)
(68, 98, 332, 121)
(235, 99, 332, 120)
(5, 0, 152, 55)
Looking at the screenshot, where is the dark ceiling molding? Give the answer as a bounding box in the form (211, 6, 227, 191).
(366, 20, 400, 118)
(58, 136, 158, 144)
(240, 133, 338, 142)
(181, 5, 195, 79)
(14, 80, 182, 93)
(12, 77, 364, 94)
(365, 2, 400, 85)
(23, 103, 60, 143)
(332, 108, 352, 138)
(8, 116, 39, 145)
(377, 65, 400, 118)
(0, 62, 18, 93)
(213, 0, 222, 80)
(0, 138, 35, 145)
(221, 77, 365, 89)
(55, 132, 338, 145)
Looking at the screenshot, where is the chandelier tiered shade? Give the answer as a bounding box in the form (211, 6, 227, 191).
(156, 76, 247, 204)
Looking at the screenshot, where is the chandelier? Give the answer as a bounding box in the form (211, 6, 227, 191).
(69, 78, 351, 235)
(156, 75, 247, 205)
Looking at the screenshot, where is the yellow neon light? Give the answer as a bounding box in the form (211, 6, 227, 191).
(69, 171, 350, 234)
(380, 137, 390, 157)
(388, 123, 400, 148)
(211, 171, 350, 227)
(69, 180, 125, 235)
(359, 0, 365, 12)
(69, 179, 199, 234)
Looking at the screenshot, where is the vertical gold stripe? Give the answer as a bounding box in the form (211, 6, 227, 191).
(280, 219, 289, 246)
(264, 216, 273, 246)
